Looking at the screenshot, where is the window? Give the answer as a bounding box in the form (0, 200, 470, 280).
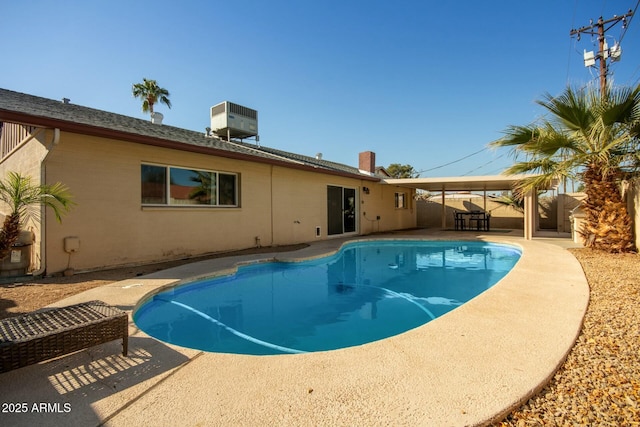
(141, 165, 167, 204)
(141, 164, 238, 206)
(169, 167, 214, 205)
(218, 173, 237, 205)
(395, 192, 406, 209)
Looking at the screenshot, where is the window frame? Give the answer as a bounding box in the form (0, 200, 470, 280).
(394, 192, 407, 209)
(141, 163, 239, 207)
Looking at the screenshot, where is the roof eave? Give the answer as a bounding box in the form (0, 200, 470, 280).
(0, 109, 380, 182)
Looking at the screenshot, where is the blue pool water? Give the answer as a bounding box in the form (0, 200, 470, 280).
(134, 240, 521, 355)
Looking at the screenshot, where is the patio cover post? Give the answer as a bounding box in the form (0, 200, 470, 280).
(483, 189, 487, 212)
(534, 190, 540, 232)
(523, 189, 535, 240)
(441, 189, 446, 229)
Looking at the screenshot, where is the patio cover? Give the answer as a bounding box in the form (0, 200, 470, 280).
(384, 174, 537, 192)
(384, 174, 554, 239)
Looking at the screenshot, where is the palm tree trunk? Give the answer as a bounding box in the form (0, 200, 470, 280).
(0, 212, 21, 260)
(580, 166, 635, 253)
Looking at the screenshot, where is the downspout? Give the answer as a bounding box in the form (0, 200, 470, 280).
(270, 164, 274, 246)
(32, 128, 60, 276)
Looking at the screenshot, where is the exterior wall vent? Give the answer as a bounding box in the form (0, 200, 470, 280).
(210, 101, 258, 141)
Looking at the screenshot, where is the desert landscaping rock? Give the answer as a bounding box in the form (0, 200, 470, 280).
(497, 249, 640, 426)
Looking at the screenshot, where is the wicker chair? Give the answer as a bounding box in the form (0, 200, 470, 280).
(0, 300, 128, 373)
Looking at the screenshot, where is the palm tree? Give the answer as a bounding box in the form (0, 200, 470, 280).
(0, 172, 75, 260)
(490, 84, 640, 253)
(131, 78, 172, 115)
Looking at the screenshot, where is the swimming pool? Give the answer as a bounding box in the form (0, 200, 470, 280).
(134, 240, 521, 355)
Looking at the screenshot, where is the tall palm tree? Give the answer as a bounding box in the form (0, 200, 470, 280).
(0, 172, 75, 260)
(131, 78, 172, 115)
(491, 84, 640, 253)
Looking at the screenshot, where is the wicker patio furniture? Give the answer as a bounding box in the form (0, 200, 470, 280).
(0, 300, 128, 373)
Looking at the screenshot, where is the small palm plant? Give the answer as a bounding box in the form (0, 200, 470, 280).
(0, 172, 75, 260)
(132, 78, 172, 115)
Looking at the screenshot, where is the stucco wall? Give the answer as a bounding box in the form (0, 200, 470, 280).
(418, 195, 565, 231)
(628, 178, 640, 250)
(417, 198, 525, 230)
(0, 127, 52, 271)
(360, 181, 416, 234)
(39, 131, 415, 273)
(269, 171, 415, 242)
(557, 192, 587, 233)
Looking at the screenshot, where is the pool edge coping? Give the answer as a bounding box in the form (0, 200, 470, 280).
(0, 231, 589, 427)
(131, 237, 525, 321)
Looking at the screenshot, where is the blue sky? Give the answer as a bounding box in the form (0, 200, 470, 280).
(2, 0, 639, 177)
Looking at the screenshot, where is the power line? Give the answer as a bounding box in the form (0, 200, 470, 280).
(618, 0, 639, 45)
(566, 0, 580, 84)
(416, 147, 488, 175)
(461, 153, 506, 176)
(620, 1, 640, 86)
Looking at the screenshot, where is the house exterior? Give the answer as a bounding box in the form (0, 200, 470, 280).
(0, 89, 416, 274)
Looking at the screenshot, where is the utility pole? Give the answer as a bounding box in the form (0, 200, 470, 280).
(570, 9, 634, 98)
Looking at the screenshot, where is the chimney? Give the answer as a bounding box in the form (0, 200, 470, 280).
(359, 151, 376, 175)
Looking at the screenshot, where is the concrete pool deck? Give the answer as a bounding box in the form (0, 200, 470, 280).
(0, 230, 589, 426)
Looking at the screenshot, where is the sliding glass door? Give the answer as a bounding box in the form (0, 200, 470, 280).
(327, 186, 357, 235)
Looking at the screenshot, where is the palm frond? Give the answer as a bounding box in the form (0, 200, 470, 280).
(601, 85, 640, 126)
(490, 125, 541, 149)
(0, 172, 75, 225)
(489, 193, 525, 213)
(511, 174, 559, 199)
(537, 86, 594, 132)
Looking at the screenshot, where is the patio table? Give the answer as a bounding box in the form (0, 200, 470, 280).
(455, 211, 490, 231)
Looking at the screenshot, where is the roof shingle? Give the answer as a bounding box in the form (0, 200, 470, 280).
(0, 88, 373, 179)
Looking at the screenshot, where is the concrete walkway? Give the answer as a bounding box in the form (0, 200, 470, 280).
(0, 230, 589, 426)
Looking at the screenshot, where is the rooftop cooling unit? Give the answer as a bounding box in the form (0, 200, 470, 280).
(210, 101, 258, 140)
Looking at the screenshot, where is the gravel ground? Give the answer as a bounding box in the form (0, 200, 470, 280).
(1, 246, 638, 424)
(496, 248, 640, 426)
